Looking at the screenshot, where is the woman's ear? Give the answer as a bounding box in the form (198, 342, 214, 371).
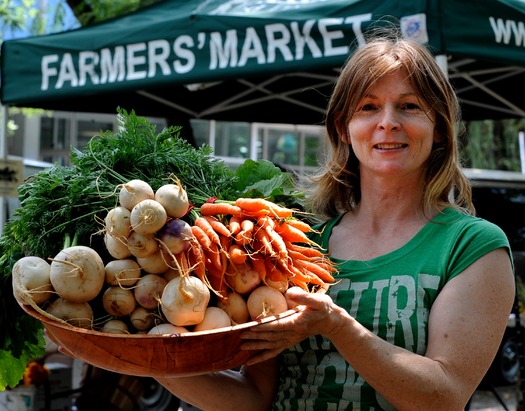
(335, 112, 351, 144)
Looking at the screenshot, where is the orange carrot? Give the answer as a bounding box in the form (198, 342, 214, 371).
(235, 198, 294, 218)
(204, 242, 222, 271)
(274, 222, 316, 245)
(203, 215, 231, 238)
(228, 215, 243, 235)
(194, 216, 221, 245)
(293, 258, 335, 283)
(264, 225, 288, 261)
(188, 242, 206, 280)
(200, 202, 242, 216)
(235, 219, 254, 246)
(191, 225, 212, 249)
(229, 244, 247, 264)
(250, 253, 267, 282)
(283, 218, 311, 233)
(253, 228, 275, 256)
(285, 241, 325, 258)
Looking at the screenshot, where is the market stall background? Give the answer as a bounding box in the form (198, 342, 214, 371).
(1, 0, 525, 124)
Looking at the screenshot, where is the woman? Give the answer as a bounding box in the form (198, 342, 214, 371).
(155, 34, 514, 410)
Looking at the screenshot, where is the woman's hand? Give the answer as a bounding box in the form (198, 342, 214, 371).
(239, 286, 342, 364)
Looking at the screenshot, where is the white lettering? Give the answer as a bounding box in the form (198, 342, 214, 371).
(238, 27, 265, 67)
(41, 54, 58, 90)
(265, 23, 293, 63)
(55, 53, 78, 89)
(173, 35, 195, 74)
(148, 39, 171, 76)
(318, 18, 348, 57)
(345, 13, 372, 47)
(209, 29, 238, 69)
(126, 43, 147, 80)
(387, 275, 416, 350)
(489, 16, 525, 46)
(416, 273, 440, 353)
(100, 47, 125, 83)
(290, 20, 322, 59)
(78, 51, 99, 86)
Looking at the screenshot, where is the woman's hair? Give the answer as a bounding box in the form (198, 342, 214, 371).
(306, 32, 474, 219)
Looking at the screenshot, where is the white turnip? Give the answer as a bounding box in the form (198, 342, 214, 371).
(136, 249, 169, 274)
(49, 246, 105, 303)
(46, 297, 94, 329)
(217, 291, 250, 325)
(119, 179, 154, 210)
(104, 206, 131, 240)
(104, 259, 141, 287)
(161, 276, 210, 326)
(130, 199, 167, 235)
(102, 286, 136, 317)
(130, 307, 156, 331)
(134, 274, 167, 309)
(127, 231, 158, 258)
(12, 256, 54, 305)
(147, 323, 189, 335)
(226, 262, 261, 295)
(156, 218, 193, 255)
(101, 319, 129, 334)
(247, 285, 288, 320)
(104, 233, 132, 259)
(193, 307, 232, 332)
(154, 180, 189, 218)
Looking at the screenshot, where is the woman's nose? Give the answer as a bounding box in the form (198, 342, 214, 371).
(377, 106, 401, 131)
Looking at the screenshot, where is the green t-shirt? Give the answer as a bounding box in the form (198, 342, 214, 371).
(273, 208, 511, 411)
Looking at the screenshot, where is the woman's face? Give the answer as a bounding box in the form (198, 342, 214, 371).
(346, 69, 438, 180)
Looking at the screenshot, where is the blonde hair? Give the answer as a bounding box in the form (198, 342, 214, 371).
(307, 34, 473, 219)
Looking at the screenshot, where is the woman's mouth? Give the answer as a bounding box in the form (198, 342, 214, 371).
(374, 143, 407, 150)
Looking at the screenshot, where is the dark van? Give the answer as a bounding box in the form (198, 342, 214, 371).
(465, 168, 525, 386)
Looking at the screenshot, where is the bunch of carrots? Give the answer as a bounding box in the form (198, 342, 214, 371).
(183, 198, 337, 301)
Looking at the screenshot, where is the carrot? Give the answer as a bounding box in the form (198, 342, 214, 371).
(235, 219, 254, 246)
(191, 225, 212, 249)
(253, 228, 275, 256)
(264, 225, 288, 261)
(200, 202, 242, 216)
(274, 222, 316, 245)
(235, 198, 294, 218)
(293, 258, 335, 283)
(250, 253, 267, 282)
(257, 215, 275, 230)
(283, 218, 311, 233)
(229, 244, 247, 264)
(204, 241, 222, 271)
(194, 216, 221, 245)
(285, 241, 325, 258)
(188, 242, 206, 280)
(228, 215, 243, 235)
(203, 215, 231, 238)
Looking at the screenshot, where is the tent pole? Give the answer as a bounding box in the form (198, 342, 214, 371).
(0, 104, 7, 235)
(435, 55, 448, 77)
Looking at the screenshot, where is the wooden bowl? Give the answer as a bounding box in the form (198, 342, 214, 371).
(21, 303, 297, 377)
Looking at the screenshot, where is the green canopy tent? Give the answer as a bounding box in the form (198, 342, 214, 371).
(1, 0, 525, 124)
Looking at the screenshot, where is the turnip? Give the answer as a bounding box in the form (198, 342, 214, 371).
(46, 297, 94, 329)
(101, 319, 129, 334)
(12, 256, 54, 305)
(217, 291, 250, 325)
(119, 179, 154, 210)
(104, 233, 132, 259)
(163, 267, 180, 283)
(104, 259, 141, 287)
(247, 285, 289, 320)
(130, 306, 156, 331)
(127, 231, 158, 258)
(156, 218, 192, 255)
(154, 180, 189, 218)
(147, 323, 189, 335)
(161, 275, 210, 326)
(49, 246, 105, 303)
(136, 249, 169, 274)
(134, 274, 167, 309)
(104, 206, 131, 240)
(130, 199, 167, 235)
(226, 262, 261, 295)
(102, 286, 136, 317)
(194, 307, 232, 332)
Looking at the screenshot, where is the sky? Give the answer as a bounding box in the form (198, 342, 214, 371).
(4, 0, 79, 40)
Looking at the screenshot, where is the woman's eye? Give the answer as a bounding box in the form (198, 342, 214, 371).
(359, 103, 376, 111)
(402, 102, 421, 111)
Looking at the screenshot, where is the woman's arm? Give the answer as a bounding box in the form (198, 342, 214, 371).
(241, 248, 515, 411)
(155, 356, 280, 411)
